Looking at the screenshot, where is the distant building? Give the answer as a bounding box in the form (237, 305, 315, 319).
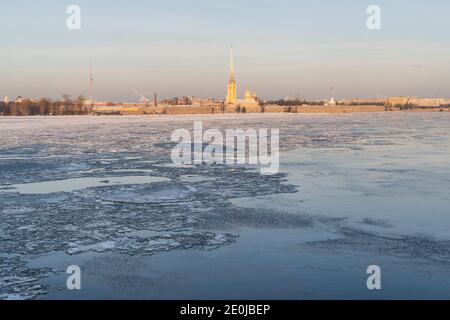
(190, 96, 221, 106)
(409, 98, 446, 108)
(225, 47, 260, 109)
(235, 87, 260, 108)
(388, 96, 447, 108)
(83, 99, 95, 106)
(3, 96, 9, 103)
(340, 98, 387, 105)
(285, 95, 303, 102)
(325, 97, 336, 106)
(388, 97, 411, 106)
(178, 96, 191, 105)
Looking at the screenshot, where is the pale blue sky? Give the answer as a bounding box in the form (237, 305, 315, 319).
(1, 0, 450, 101)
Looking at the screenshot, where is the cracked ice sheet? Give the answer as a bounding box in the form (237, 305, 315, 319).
(1, 114, 450, 299)
(0, 116, 300, 299)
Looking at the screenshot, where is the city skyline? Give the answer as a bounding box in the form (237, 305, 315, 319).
(1, 0, 450, 101)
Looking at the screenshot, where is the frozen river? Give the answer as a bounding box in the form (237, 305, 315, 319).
(0, 113, 449, 299)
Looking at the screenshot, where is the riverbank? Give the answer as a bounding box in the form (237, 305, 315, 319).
(92, 105, 450, 116)
(2, 105, 450, 117)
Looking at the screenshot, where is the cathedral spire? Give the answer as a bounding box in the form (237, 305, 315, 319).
(230, 45, 235, 80)
(226, 45, 237, 105)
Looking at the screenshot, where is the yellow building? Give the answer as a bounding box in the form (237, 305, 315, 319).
(236, 87, 260, 108)
(388, 96, 447, 108)
(409, 98, 446, 108)
(225, 47, 260, 109)
(388, 97, 410, 106)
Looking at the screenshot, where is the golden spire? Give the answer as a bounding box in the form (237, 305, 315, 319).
(230, 45, 235, 80)
(226, 45, 237, 105)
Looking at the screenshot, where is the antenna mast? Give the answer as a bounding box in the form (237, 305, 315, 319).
(89, 61, 94, 107)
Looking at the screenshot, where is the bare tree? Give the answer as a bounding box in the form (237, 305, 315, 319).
(38, 98, 52, 115)
(75, 95, 86, 114)
(62, 94, 74, 115)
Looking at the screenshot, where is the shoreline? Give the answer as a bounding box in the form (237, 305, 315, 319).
(2, 106, 450, 117)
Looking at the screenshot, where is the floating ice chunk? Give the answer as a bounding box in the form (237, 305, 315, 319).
(179, 175, 216, 183)
(207, 234, 229, 245)
(17, 225, 36, 231)
(67, 241, 116, 255)
(0, 293, 26, 300)
(4, 176, 171, 195)
(0, 276, 38, 289)
(127, 230, 165, 238)
(1, 208, 35, 215)
(102, 184, 194, 204)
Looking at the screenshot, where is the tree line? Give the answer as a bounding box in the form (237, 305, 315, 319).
(0, 95, 92, 116)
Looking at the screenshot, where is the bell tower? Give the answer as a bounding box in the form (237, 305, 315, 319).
(225, 46, 237, 105)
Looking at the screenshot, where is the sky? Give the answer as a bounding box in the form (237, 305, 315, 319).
(1, 0, 450, 101)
